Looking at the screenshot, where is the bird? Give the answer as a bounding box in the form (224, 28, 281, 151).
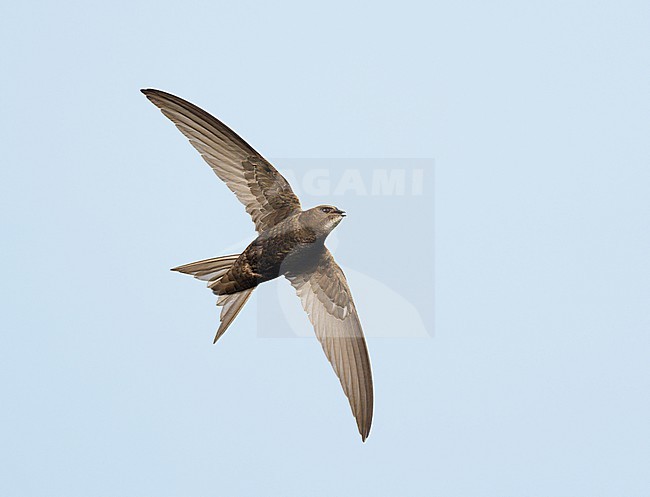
(142, 89, 374, 441)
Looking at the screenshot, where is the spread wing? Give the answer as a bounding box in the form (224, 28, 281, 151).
(286, 250, 374, 441)
(142, 89, 301, 232)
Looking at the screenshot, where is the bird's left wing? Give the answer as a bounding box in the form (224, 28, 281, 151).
(286, 250, 374, 441)
(142, 89, 301, 232)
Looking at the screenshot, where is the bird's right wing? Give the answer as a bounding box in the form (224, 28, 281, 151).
(142, 89, 301, 232)
(286, 250, 374, 441)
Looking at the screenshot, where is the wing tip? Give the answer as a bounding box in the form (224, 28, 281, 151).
(141, 88, 167, 101)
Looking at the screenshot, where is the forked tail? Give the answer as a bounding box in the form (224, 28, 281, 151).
(171, 255, 254, 343)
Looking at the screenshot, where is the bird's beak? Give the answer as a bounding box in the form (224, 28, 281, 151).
(335, 209, 346, 217)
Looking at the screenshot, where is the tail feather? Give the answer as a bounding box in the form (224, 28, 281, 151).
(172, 254, 254, 342)
(171, 254, 240, 282)
(214, 289, 254, 343)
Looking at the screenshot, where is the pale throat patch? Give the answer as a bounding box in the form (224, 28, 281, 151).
(325, 216, 343, 232)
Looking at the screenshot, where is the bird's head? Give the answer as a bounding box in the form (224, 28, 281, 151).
(302, 205, 347, 237)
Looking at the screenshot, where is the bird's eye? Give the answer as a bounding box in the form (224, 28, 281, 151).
(320, 207, 331, 213)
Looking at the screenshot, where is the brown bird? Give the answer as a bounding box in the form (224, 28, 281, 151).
(142, 89, 373, 441)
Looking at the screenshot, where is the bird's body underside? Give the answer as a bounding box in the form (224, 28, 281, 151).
(142, 88, 374, 441)
(209, 213, 323, 295)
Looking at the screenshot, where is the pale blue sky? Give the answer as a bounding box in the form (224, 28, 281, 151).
(2, 1, 649, 496)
